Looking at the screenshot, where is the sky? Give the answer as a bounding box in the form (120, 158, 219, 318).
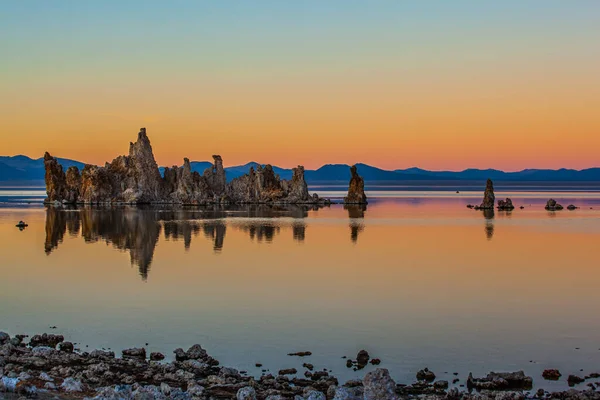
(1, 1, 599, 171)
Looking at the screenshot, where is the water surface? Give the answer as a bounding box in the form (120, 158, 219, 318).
(1, 189, 600, 391)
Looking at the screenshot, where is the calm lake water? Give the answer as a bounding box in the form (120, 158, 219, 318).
(1, 187, 600, 391)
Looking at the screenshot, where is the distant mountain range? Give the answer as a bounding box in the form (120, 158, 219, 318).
(1, 155, 599, 185)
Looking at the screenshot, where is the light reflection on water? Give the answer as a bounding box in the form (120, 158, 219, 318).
(1, 194, 600, 390)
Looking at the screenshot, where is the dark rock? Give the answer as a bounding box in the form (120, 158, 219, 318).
(545, 199, 564, 211)
(433, 380, 449, 389)
(475, 179, 495, 210)
(58, 342, 74, 353)
(288, 351, 312, 357)
(346, 360, 353, 368)
(278, 368, 297, 375)
(122, 347, 146, 360)
(497, 198, 515, 210)
(370, 358, 381, 365)
(542, 369, 562, 380)
(356, 350, 370, 366)
(344, 165, 367, 204)
(467, 371, 533, 390)
(149, 352, 165, 361)
(568, 375, 585, 386)
(303, 363, 314, 371)
(416, 368, 436, 382)
(567, 204, 578, 210)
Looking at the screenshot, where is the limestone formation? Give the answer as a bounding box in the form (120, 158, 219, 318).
(227, 164, 326, 204)
(475, 179, 495, 209)
(44, 128, 329, 205)
(344, 165, 367, 204)
(545, 199, 564, 211)
(44, 152, 67, 203)
(497, 198, 515, 210)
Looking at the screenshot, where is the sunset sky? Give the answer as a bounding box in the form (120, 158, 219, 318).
(1, 1, 599, 171)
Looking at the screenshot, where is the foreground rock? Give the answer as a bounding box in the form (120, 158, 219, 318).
(2, 331, 600, 400)
(475, 179, 495, 210)
(44, 128, 330, 206)
(343, 165, 367, 204)
(545, 199, 564, 211)
(467, 371, 533, 390)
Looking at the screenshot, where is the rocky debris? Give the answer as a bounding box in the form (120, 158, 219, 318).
(475, 179, 495, 210)
(29, 333, 64, 348)
(545, 199, 564, 211)
(567, 204, 578, 210)
(542, 369, 562, 380)
(363, 368, 398, 400)
(467, 371, 533, 390)
(45, 128, 330, 205)
(4, 332, 600, 400)
(344, 165, 368, 204)
(568, 375, 585, 386)
(497, 198, 515, 210)
(370, 358, 381, 365)
(237, 386, 257, 399)
(288, 351, 312, 357)
(416, 367, 436, 381)
(433, 380, 449, 389)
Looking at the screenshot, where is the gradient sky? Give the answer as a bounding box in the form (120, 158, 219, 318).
(1, 1, 599, 171)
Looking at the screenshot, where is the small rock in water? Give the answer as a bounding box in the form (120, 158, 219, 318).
(303, 363, 314, 371)
(278, 368, 297, 375)
(370, 358, 381, 365)
(288, 351, 312, 357)
(150, 351, 165, 361)
(542, 369, 561, 380)
(416, 368, 436, 382)
(356, 350, 370, 366)
(568, 375, 585, 386)
(255, 363, 263, 367)
(122, 347, 146, 360)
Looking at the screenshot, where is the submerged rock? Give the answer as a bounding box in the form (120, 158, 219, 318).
(344, 165, 367, 204)
(567, 204, 578, 210)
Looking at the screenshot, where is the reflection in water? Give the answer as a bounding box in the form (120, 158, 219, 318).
(345, 204, 366, 243)
(292, 223, 306, 242)
(482, 209, 494, 240)
(44, 205, 321, 279)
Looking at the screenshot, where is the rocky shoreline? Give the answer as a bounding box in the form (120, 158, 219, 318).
(2, 332, 600, 400)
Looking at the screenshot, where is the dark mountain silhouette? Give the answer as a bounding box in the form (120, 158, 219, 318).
(0, 155, 85, 183)
(1, 154, 599, 184)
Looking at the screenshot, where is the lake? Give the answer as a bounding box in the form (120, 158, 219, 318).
(1, 187, 600, 391)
